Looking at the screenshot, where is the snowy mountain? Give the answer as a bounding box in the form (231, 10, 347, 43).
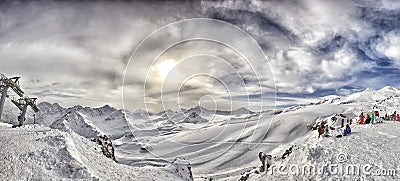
(36, 103, 131, 140)
(340, 86, 400, 104)
(231, 107, 255, 115)
(1, 87, 400, 180)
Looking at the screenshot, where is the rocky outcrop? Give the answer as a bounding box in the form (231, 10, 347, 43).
(170, 157, 193, 181)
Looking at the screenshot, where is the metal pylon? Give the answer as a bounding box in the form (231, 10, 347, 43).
(0, 73, 39, 126)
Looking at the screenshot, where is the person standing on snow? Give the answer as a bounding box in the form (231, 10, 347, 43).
(318, 121, 325, 138)
(359, 113, 365, 124)
(324, 122, 331, 137)
(371, 111, 375, 124)
(258, 152, 272, 172)
(365, 114, 371, 124)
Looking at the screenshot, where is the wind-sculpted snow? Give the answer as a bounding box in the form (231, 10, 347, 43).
(1, 87, 400, 180)
(0, 123, 184, 180)
(0, 123, 91, 179)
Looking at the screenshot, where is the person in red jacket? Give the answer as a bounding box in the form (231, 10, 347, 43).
(359, 113, 365, 124)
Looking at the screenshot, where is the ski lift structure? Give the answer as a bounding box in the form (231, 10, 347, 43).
(0, 73, 39, 127)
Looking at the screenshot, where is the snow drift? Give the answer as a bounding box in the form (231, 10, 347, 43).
(1, 86, 400, 180)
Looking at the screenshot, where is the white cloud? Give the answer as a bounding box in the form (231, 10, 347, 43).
(199, 0, 386, 97)
(269, 45, 373, 94)
(1, 0, 399, 111)
(321, 48, 359, 78)
(376, 31, 400, 66)
(0, 1, 197, 110)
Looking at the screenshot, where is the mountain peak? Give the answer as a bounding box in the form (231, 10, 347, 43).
(70, 105, 84, 111)
(101, 104, 111, 109)
(380, 86, 399, 92)
(364, 87, 375, 92)
(185, 106, 209, 113)
(232, 107, 254, 114)
(38, 102, 63, 109)
(96, 104, 117, 112)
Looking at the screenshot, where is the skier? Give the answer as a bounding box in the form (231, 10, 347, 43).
(359, 113, 365, 124)
(343, 124, 351, 136)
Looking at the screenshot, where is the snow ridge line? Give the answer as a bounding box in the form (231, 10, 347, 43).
(64, 128, 97, 179)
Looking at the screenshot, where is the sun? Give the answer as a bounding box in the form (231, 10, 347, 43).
(156, 59, 177, 79)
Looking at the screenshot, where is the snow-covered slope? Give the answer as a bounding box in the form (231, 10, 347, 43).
(0, 123, 182, 180)
(247, 122, 400, 181)
(37, 103, 131, 140)
(1, 86, 400, 180)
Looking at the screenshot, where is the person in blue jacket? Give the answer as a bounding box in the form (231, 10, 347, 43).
(371, 112, 375, 124)
(343, 124, 351, 136)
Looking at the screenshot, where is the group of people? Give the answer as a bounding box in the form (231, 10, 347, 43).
(313, 109, 400, 139)
(383, 111, 399, 121)
(315, 114, 352, 138)
(314, 109, 400, 138)
(359, 110, 400, 124)
(358, 111, 378, 124)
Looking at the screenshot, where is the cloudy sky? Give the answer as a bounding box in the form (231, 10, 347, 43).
(1, 0, 400, 112)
